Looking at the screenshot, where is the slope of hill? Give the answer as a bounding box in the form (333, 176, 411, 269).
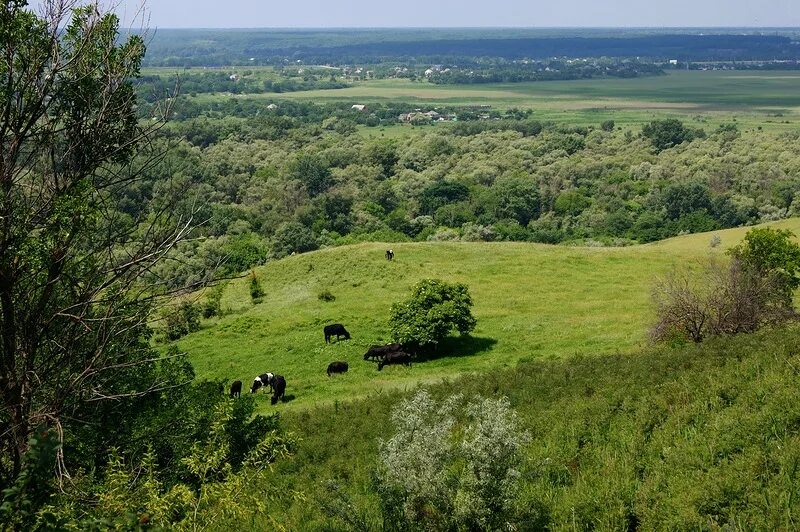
(175, 219, 800, 411)
(266, 325, 800, 529)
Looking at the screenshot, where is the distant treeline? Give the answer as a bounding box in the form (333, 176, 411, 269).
(428, 61, 665, 84)
(143, 31, 800, 67)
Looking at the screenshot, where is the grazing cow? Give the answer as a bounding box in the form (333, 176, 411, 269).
(385, 249, 394, 261)
(271, 375, 286, 405)
(377, 351, 413, 371)
(363, 343, 403, 361)
(327, 361, 349, 376)
(250, 372, 274, 393)
(229, 380, 242, 398)
(324, 323, 351, 343)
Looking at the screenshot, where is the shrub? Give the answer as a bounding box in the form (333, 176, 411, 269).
(164, 301, 201, 341)
(728, 227, 800, 303)
(249, 271, 264, 304)
(271, 221, 318, 258)
(600, 119, 615, 131)
(317, 289, 335, 302)
(389, 279, 476, 347)
(202, 283, 226, 318)
(377, 390, 528, 530)
(651, 258, 792, 343)
(642, 118, 705, 152)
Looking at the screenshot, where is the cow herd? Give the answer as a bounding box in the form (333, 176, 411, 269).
(229, 321, 415, 405)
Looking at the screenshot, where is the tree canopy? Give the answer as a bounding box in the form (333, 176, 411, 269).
(389, 279, 477, 347)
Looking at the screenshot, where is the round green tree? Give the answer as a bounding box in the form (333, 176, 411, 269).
(389, 279, 477, 347)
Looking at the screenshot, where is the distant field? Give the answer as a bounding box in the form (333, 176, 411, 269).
(175, 219, 800, 413)
(184, 70, 800, 132)
(265, 70, 800, 109)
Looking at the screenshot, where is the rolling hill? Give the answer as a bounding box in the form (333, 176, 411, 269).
(174, 218, 800, 412)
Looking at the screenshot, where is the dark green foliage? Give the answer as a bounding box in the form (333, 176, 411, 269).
(389, 279, 477, 347)
(600, 119, 615, 131)
(249, 271, 265, 303)
(420, 181, 470, 216)
(272, 221, 319, 258)
(642, 118, 705, 151)
(202, 283, 226, 319)
(365, 140, 399, 177)
(554, 189, 592, 216)
(434, 202, 475, 228)
(289, 153, 332, 197)
(0, 427, 60, 530)
(492, 178, 541, 226)
(220, 232, 270, 275)
(314, 193, 354, 234)
(729, 227, 800, 302)
(165, 301, 202, 341)
(660, 182, 712, 220)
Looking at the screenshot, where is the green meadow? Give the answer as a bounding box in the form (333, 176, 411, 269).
(175, 219, 800, 413)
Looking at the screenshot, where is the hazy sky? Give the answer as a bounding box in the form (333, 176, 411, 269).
(35, 0, 800, 28)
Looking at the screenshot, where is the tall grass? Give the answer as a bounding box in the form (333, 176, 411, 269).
(265, 326, 800, 529)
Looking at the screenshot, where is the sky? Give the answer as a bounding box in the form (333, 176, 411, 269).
(33, 0, 800, 28)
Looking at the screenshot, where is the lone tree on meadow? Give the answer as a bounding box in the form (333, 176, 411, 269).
(389, 279, 476, 348)
(0, 1, 193, 485)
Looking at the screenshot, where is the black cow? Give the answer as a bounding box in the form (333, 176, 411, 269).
(327, 361, 348, 376)
(250, 373, 274, 393)
(363, 343, 403, 361)
(377, 351, 413, 371)
(324, 323, 351, 343)
(385, 249, 394, 261)
(271, 375, 286, 405)
(229, 380, 242, 398)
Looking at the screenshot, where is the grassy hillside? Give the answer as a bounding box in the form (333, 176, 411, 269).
(268, 326, 800, 529)
(175, 219, 800, 412)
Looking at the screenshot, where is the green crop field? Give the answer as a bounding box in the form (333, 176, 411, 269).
(266, 70, 800, 109)
(174, 218, 800, 413)
(185, 70, 800, 132)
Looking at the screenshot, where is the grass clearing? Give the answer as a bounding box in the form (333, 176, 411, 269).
(175, 218, 800, 413)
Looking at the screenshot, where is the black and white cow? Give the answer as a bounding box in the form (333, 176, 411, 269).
(324, 323, 350, 343)
(385, 249, 394, 261)
(250, 372, 275, 393)
(327, 361, 348, 376)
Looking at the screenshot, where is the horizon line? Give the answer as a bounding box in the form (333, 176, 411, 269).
(141, 25, 800, 31)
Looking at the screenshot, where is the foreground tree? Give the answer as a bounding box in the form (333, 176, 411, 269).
(0, 1, 190, 486)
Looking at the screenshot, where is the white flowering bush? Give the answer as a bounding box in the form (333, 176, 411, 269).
(377, 389, 529, 530)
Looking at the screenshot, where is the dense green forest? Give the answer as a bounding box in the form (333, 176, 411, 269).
(128, 100, 800, 288)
